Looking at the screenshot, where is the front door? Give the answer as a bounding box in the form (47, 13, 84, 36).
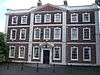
(43, 50, 50, 64)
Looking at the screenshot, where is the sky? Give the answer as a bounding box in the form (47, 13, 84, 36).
(0, 0, 96, 33)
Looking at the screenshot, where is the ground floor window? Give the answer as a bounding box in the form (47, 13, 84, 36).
(71, 47, 78, 61)
(83, 47, 91, 61)
(19, 46, 25, 58)
(9, 46, 15, 58)
(33, 46, 40, 59)
(53, 47, 61, 60)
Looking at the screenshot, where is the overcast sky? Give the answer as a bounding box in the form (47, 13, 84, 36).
(0, 0, 96, 32)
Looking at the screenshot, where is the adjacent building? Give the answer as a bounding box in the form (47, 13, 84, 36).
(5, 0, 100, 66)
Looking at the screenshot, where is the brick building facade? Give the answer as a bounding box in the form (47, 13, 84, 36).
(5, 0, 100, 65)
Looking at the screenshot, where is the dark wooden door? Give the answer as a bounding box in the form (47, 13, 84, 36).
(43, 50, 50, 64)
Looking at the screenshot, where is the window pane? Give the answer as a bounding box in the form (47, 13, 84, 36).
(84, 48, 90, 60)
(10, 47, 15, 57)
(21, 30, 26, 39)
(35, 15, 41, 23)
(71, 28, 78, 40)
(44, 29, 50, 39)
(44, 14, 51, 22)
(34, 47, 39, 58)
(54, 28, 61, 39)
(84, 28, 90, 39)
(34, 29, 40, 39)
(11, 30, 16, 39)
(71, 47, 78, 60)
(20, 47, 25, 58)
(54, 48, 60, 58)
(55, 14, 61, 22)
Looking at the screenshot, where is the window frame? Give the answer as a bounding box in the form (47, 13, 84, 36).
(44, 14, 51, 23)
(83, 47, 91, 61)
(54, 13, 61, 22)
(71, 13, 78, 23)
(71, 27, 78, 40)
(18, 46, 25, 59)
(71, 46, 78, 61)
(54, 28, 61, 40)
(35, 14, 41, 23)
(53, 47, 61, 60)
(82, 13, 90, 22)
(33, 46, 40, 59)
(44, 28, 51, 40)
(21, 15, 27, 24)
(10, 29, 17, 40)
(11, 16, 18, 24)
(9, 46, 15, 58)
(83, 27, 90, 40)
(34, 28, 41, 40)
(19, 29, 26, 40)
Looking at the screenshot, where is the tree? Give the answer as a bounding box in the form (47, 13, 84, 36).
(0, 32, 9, 62)
(95, 0, 100, 6)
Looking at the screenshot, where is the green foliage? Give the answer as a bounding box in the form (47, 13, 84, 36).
(0, 32, 9, 56)
(0, 54, 4, 62)
(95, 0, 100, 6)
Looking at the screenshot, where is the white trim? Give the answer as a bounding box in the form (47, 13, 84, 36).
(67, 24, 95, 26)
(71, 27, 78, 40)
(83, 47, 91, 61)
(67, 42, 96, 44)
(34, 28, 41, 40)
(8, 25, 30, 28)
(44, 14, 51, 23)
(71, 13, 78, 23)
(18, 46, 25, 59)
(82, 12, 90, 22)
(35, 14, 41, 23)
(53, 47, 61, 60)
(71, 46, 78, 61)
(7, 42, 29, 44)
(32, 46, 40, 59)
(21, 15, 27, 24)
(19, 28, 26, 40)
(10, 29, 17, 40)
(11, 16, 18, 24)
(44, 28, 51, 40)
(54, 13, 61, 22)
(83, 27, 91, 40)
(54, 28, 61, 40)
(9, 46, 15, 58)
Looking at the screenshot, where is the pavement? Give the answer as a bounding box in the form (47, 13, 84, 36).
(0, 62, 100, 75)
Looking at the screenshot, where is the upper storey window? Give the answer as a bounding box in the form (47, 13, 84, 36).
(35, 14, 41, 23)
(71, 13, 78, 23)
(54, 13, 61, 22)
(12, 16, 18, 24)
(10, 29, 17, 40)
(44, 14, 51, 23)
(83, 27, 90, 40)
(82, 13, 90, 22)
(21, 16, 27, 24)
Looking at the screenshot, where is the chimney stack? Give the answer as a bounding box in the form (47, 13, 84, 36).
(37, 0, 42, 6)
(63, 0, 68, 6)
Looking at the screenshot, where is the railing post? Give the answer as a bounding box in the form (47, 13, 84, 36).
(53, 64, 55, 72)
(7, 61, 9, 70)
(21, 62, 24, 71)
(36, 63, 39, 72)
